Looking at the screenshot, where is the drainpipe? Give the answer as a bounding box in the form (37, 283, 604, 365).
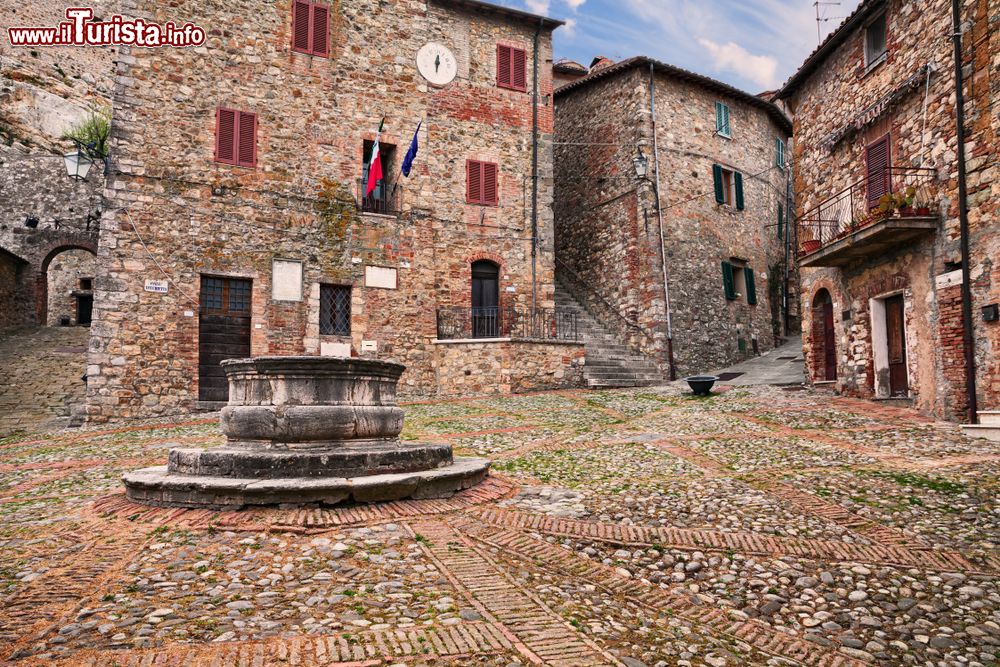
(649, 62, 677, 380)
(951, 0, 978, 423)
(530, 19, 541, 317)
(783, 155, 793, 336)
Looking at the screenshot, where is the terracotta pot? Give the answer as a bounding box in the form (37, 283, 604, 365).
(898, 205, 914, 217)
(801, 239, 822, 253)
(916, 206, 931, 216)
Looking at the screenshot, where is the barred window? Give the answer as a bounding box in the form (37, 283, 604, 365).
(320, 284, 351, 336)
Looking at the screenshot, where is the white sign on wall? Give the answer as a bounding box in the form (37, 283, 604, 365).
(365, 266, 398, 289)
(144, 279, 169, 294)
(272, 259, 303, 301)
(321, 341, 352, 357)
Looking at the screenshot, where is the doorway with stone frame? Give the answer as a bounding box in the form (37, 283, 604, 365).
(870, 291, 911, 398)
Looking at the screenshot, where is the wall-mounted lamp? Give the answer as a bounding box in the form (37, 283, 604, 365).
(24, 215, 39, 229)
(63, 142, 95, 181)
(633, 146, 649, 180)
(984, 303, 999, 322)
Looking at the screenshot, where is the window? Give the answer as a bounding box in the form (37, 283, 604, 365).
(497, 44, 527, 91)
(215, 108, 257, 168)
(864, 12, 887, 69)
(712, 164, 744, 210)
(865, 134, 891, 208)
(715, 101, 731, 138)
(722, 260, 758, 305)
(467, 160, 499, 205)
(361, 140, 397, 214)
(292, 0, 330, 57)
(320, 284, 351, 335)
(79, 277, 93, 290)
(775, 138, 785, 169)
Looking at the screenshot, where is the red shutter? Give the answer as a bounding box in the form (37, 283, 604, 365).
(483, 162, 498, 205)
(866, 134, 891, 208)
(292, 0, 311, 53)
(497, 45, 512, 88)
(311, 4, 329, 56)
(467, 160, 482, 204)
(215, 107, 236, 164)
(511, 48, 527, 91)
(237, 111, 256, 167)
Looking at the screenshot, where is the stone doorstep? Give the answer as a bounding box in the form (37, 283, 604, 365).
(122, 457, 491, 509)
(960, 424, 1000, 442)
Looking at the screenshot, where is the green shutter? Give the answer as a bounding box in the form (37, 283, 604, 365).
(776, 138, 784, 168)
(713, 164, 725, 204)
(777, 204, 784, 239)
(734, 172, 745, 210)
(722, 261, 736, 300)
(746, 266, 758, 305)
(716, 102, 731, 137)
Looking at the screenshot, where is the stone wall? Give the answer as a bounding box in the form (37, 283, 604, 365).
(90, 0, 564, 420)
(430, 339, 585, 396)
(555, 62, 792, 376)
(786, 0, 998, 420)
(46, 248, 97, 326)
(0, 248, 29, 328)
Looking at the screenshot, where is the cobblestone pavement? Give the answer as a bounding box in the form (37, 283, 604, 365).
(1, 384, 998, 666)
(0, 326, 90, 438)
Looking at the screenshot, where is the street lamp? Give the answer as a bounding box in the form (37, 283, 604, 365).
(633, 146, 649, 180)
(63, 142, 95, 180)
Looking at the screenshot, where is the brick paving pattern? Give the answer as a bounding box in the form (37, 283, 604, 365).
(1, 384, 998, 666)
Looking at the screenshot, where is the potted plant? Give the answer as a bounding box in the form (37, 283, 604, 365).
(915, 202, 932, 217)
(896, 187, 917, 216)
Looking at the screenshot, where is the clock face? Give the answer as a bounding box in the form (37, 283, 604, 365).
(417, 42, 457, 87)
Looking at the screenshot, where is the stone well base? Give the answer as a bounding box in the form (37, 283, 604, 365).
(122, 457, 490, 510)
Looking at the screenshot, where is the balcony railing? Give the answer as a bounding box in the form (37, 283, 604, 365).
(799, 166, 937, 255)
(436, 306, 579, 342)
(356, 180, 403, 216)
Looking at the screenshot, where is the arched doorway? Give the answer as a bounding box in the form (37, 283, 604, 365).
(471, 260, 500, 338)
(41, 246, 97, 326)
(812, 289, 837, 381)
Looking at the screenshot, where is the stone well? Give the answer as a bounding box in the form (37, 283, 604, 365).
(122, 357, 490, 509)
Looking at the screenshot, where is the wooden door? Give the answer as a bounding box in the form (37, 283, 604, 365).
(76, 294, 93, 325)
(885, 295, 908, 396)
(822, 301, 837, 381)
(471, 261, 499, 338)
(198, 276, 252, 402)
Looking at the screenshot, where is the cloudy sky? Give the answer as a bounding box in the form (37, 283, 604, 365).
(496, 0, 862, 93)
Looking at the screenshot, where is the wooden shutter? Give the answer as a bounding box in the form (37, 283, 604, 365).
(311, 4, 329, 56)
(497, 45, 512, 88)
(712, 164, 725, 204)
(722, 262, 736, 300)
(776, 138, 785, 168)
(734, 172, 745, 210)
(777, 204, 784, 239)
(510, 47, 527, 91)
(236, 111, 256, 167)
(483, 162, 498, 205)
(292, 0, 311, 53)
(716, 102, 730, 136)
(467, 160, 482, 203)
(745, 267, 758, 305)
(215, 108, 237, 164)
(866, 134, 891, 208)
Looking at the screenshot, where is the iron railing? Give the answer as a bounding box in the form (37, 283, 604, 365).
(798, 166, 937, 254)
(436, 306, 579, 342)
(356, 180, 403, 215)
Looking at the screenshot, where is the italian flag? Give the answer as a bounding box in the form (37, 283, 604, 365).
(365, 118, 385, 197)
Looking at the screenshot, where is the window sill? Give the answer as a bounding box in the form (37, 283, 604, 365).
(863, 53, 887, 76)
(433, 337, 512, 345)
(716, 132, 732, 140)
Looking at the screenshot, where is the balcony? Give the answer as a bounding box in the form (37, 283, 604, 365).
(356, 180, 403, 216)
(436, 306, 579, 342)
(798, 167, 938, 267)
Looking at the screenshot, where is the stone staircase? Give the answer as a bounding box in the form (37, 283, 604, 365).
(962, 411, 1000, 442)
(554, 284, 664, 389)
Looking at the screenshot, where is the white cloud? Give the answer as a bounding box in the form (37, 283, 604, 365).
(564, 0, 586, 10)
(697, 38, 779, 89)
(562, 17, 578, 37)
(524, 0, 550, 13)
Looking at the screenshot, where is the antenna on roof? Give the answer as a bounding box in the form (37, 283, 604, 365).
(814, 0, 842, 44)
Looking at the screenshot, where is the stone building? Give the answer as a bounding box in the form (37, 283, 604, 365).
(776, 0, 998, 422)
(88, 0, 585, 421)
(554, 58, 794, 378)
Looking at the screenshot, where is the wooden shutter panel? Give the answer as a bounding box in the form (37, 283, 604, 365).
(866, 135, 890, 208)
(497, 45, 512, 88)
(712, 164, 725, 204)
(746, 267, 758, 305)
(483, 162, 498, 205)
(734, 172, 745, 210)
(237, 111, 256, 167)
(511, 48, 527, 91)
(467, 160, 482, 203)
(722, 262, 736, 300)
(311, 4, 328, 56)
(216, 108, 237, 164)
(292, 0, 311, 53)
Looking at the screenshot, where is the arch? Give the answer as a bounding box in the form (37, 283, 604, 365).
(37, 243, 98, 326)
(811, 288, 837, 382)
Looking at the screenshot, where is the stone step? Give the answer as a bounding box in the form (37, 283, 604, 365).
(961, 424, 1000, 442)
(977, 411, 1000, 426)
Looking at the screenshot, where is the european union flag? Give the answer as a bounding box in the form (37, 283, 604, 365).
(401, 122, 421, 177)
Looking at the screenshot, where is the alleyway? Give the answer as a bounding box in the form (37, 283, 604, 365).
(0, 327, 89, 437)
(0, 385, 997, 666)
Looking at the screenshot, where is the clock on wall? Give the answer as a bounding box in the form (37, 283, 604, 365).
(417, 42, 457, 86)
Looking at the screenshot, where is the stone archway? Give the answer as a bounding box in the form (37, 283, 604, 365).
(37, 239, 98, 326)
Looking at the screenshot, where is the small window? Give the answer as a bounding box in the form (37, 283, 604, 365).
(215, 108, 257, 168)
(715, 101, 731, 138)
(79, 277, 93, 290)
(467, 160, 499, 205)
(864, 12, 888, 69)
(497, 44, 527, 91)
(722, 260, 758, 305)
(776, 138, 785, 169)
(712, 164, 744, 210)
(292, 0, 330, 57)
(320, 284, 351, 336)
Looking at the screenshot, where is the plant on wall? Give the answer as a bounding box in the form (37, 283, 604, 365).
(63, 108, 111, 159)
